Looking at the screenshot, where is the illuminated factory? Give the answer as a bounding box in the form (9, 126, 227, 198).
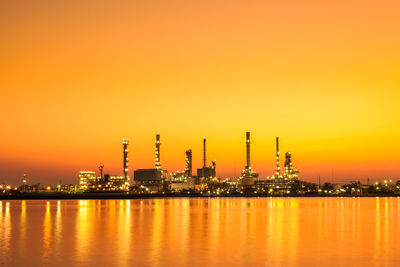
(283, 152, 299, 179)
(133, 134, 168, 192)
(79, 139, 130, 192)
(76, 132, 303, 194)
(270, 137, 299, 180)
(238, 132, 259, 190)
(254, 137, 303, 195)
(169, 149, 196, 191)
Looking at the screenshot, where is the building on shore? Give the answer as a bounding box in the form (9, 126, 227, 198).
(78, 138, 130, 192)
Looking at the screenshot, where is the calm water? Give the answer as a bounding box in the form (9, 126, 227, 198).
(0, 197, 399, 266)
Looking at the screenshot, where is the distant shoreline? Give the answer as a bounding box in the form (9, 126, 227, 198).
(1, 193, 399, 200)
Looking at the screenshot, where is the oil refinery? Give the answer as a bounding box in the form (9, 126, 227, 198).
(76, 131, 309, 195)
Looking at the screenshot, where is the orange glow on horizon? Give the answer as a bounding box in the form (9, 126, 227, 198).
(0, 0, 399, 183)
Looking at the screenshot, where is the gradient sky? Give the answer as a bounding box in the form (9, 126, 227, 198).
(1, 0, 399, 184)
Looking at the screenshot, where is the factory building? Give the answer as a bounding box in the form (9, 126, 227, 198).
(134, 169, 164, 192)
(78, 138, 130, 192)
(79, 171, 128, 192)
(79, 171, 96, 190)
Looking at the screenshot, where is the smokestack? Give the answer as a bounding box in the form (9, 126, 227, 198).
(276, 137, 279, 152)
(99, 164, 104, 180)
(275, 137, 280, 178)
(203, 136, 207, 168)
(155, 134, 161, 169)
(122, 139, 129, 182)
(246, 132, 251, 169)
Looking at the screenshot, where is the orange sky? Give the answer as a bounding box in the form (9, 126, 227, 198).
(1, 0, 399, 184)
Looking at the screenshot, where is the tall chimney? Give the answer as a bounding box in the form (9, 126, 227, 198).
(203, 136, 207, 168)
(122, 138, 129, 182)
(246, 132, 251, 169)
(155, 134, 161, 169)
(275, 137, 280, 178)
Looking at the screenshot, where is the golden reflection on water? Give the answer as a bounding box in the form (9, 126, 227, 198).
(20, 200, 27, 253)
(76, 200, 90, 264)
(0, 201, 11, 260)
(116, 200, 132, 267)
(1, 198, 400, 266)
(42, 201, 52, 261)
(54, 200, 62, 253)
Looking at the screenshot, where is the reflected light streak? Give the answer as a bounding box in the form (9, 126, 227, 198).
(116, 200, 132, 267)
(150, 199, 165, 266)
(55, 200, 62, 252)
(0, 201, 11, 259)
(75, 200, 90, 265)
(20, 200, 27, 251)
(42, 201, 52, 261)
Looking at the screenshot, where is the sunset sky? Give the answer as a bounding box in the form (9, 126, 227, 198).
(1, 0, 399, 184)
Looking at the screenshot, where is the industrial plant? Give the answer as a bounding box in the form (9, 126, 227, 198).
(74, 131, 310, 195)
(2, 131, 400, 198)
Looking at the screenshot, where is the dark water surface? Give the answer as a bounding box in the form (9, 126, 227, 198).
(1, 198, 399, 266)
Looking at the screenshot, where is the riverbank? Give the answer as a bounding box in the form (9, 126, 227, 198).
(1, 192, 399, 200)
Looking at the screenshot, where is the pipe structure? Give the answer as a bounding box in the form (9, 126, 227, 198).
(155, 134, 161, 169)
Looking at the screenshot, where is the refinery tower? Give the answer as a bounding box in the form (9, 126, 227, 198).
(122, 138, 129, 183)
(185, 149, 192, 177)
(155, 134, 161, 169)
(272, 137, 299, 180)
(238, 132, 259, 188)
(196, 136, 216, 183)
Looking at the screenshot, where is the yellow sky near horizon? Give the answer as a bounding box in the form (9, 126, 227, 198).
(0, 0, 399, 184)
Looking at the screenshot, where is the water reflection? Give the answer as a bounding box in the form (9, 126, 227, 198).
(1, 198, 400, 266)
(42, 201, 52, 261)
(76, 200, 90, 264)
(20, 200, 27, 252)
(54, 200, 62, 254)
(116, 200, 132, 267)
(0, 201, 11, 260)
